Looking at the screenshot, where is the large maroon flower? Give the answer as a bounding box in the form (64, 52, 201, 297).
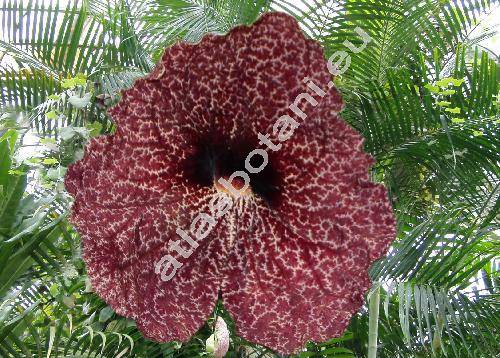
(65, 12, 396, 354)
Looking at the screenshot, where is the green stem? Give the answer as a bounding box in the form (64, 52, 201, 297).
(368, 285, 381, 358)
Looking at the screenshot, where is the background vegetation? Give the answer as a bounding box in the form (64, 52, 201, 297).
(0, 0, 498, 357)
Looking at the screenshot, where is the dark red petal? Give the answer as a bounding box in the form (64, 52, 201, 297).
(270, 99, 396, 261)
(221, 86, 395, 352)
(222, 204, 372, 354)
(151, 12, 342, 138)
(133, 201, 223, 342)
(69, 173, 224, 339)
(65, 109, 223, 342)
(231, 12, 343, 133)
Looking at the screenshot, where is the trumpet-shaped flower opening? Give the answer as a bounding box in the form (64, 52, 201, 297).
(65, 12, 396, 354)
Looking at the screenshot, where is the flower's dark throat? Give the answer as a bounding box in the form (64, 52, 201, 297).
(182, 137, 282, 207)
